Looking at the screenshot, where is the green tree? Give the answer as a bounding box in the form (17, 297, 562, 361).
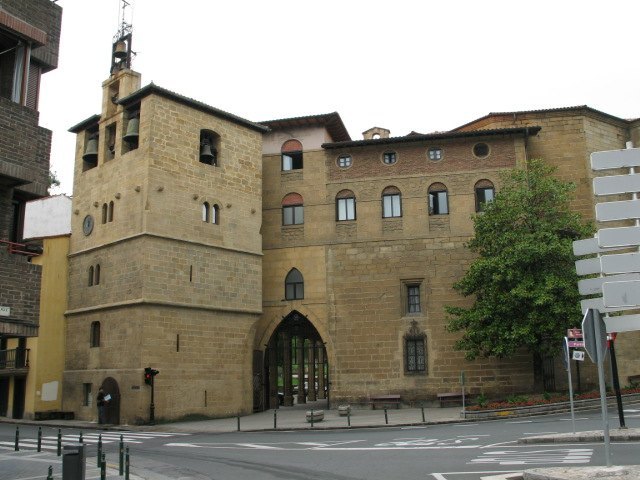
(445, 159, 593, 360)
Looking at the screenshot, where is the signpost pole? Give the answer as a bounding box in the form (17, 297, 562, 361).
(594, 312, 612, 467)
(460, 371, 466, 419)
(609, 338, 626, 429)
(563, 337, 576, 434)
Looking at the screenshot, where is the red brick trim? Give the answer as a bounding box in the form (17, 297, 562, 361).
(0, 9, 47, 46)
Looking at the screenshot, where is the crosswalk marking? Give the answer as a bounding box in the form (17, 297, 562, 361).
(1, 431, 190, 452)
(470, 448, 593, 466)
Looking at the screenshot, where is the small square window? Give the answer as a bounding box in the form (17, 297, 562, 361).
(282, 152, 303, 171)
(383, 152, 397, 164)
(428, 147, 442, 161)
(338, 155, 352, 168)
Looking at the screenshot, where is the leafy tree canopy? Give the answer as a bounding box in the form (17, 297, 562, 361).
(446, 159, 593, 360)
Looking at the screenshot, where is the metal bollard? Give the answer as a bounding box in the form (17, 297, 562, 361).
(125, 446, 130, 480)
(100, 452, 106, 480)
(119, 434, 124, 475)
(237, 414, 240, 432)
(79, 431, 83, 443)
(47, 465, 53, 480)
(37, 426, 42, 452)
(14, 425, 19, 451)
(310, 409, 314, 428)
(57, 429, 62, 456)
(273, 409, 277, 429)
(384, 406, 388, 425)
(97, 434, 102, 468)
(347, 409, 351, 427)
(421, 406, 426, 423)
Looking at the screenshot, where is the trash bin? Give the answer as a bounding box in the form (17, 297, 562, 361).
(62, 443, 86, 480)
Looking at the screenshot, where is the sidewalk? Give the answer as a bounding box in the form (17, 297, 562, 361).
(2, 401, 639, 480)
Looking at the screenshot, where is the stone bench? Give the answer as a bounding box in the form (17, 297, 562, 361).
(369, 394, 401, 409)
(437, 392, 463, 407)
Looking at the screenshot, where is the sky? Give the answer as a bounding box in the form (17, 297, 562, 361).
(40, 0, 640, 195)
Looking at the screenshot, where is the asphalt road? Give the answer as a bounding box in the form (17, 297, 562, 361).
(1, 406, 639, 479)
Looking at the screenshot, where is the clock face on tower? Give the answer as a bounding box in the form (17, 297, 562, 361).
(83, 214, 94, 236)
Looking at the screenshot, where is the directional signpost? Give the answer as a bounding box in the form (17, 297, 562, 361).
(562, 337, 576, 433)
(570, 145, 640, 467)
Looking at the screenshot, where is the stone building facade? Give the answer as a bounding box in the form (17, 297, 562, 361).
(66, 57, 640, 422)
(0, 0, 61, 418)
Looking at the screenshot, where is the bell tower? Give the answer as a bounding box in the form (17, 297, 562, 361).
(64, 0, 265, 425)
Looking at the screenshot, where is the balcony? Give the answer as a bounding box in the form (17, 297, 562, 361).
(0, 349, 30, 376)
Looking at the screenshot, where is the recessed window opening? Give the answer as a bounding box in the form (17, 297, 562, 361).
(407, 284, 421, 313)
(428, 147, 443, 161)
(337, 154, 352, 168)
(200, 129, 220, 166)
(0, 34, 31, 105)
(102, 203, 108, 224)
(336, 190, 356, 221)
(383, 152, 397, 164)
(105, 123, 116, 161)
(88, 266, 94, 286)
(212, 204, 220, 225)
(428, 183, 449, 215)
(475, 179, 495, 212)
(202, 202, 210, 222)
(108, 201, 114, 222)
(285, 268, 304, 300)
(82, 130, 99, 171)
(90, 321, 101, 347)
(94, 264, 101, 285)
(473, 142, 490, 158)
(122, 107, 140, 153)
(282, 193, 304, 225)
(382, 186, 402, 218)
(281, 140, 303, 171)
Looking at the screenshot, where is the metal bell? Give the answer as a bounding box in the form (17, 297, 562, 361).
(83, 136, 98, 162)
(199, 141, 216, 164)
(113, 40, 127, 59)
(123, 117, 139, 142)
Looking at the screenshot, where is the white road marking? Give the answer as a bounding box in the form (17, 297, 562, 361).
(481, 441, 517, 449)
(507, 420, 532, 424)
(522, 432, 557, 435)
(470, 448, 593, 466)
(431, 471, 522, 478)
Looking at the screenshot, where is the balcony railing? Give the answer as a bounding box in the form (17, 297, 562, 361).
(0, 239, 42, 257)
(0, 348, 30, 370)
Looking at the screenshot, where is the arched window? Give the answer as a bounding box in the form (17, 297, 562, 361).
(475, 179, 495, 212)
(282, 193, 304, 225)
(336, 189, 356, 221)
(102, 203, 108, 224)
(212, 204, 220, 225)
(202, 202, 210, 222)
(382, 186, 402, 218)
(94, 264, 101, 285)
(428, 183, 449, 215)
(90, 321, 101, 348)
(88, 266, 94, 286)
(285, 268, 304, 300)
(281, 139, 303, 171)
(108, 201, 114, 222)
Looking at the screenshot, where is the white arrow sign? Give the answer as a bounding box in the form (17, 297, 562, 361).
(596, 199, 640, 222)
(604, 314, 640, 333)
(580, 297, 627, 314)
(575, 257, 601, 276)
(602, 279, 640, 308)
(591, 148, 640, 171)
(601, 252, 640, 275)
(573, 237, 622, 256)
(578, 273, 640, 296)
(598, 226, 640, 248)
(593, 174, 640, 196)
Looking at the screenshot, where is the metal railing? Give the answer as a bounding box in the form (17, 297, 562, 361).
(0, 348, 30, 369)
(0, 239, 42, 256)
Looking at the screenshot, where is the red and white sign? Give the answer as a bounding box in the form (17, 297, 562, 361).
(567, 328, 583, 339)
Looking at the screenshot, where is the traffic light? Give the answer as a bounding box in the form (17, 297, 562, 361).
(144, 367, 159, 386)
(144, 367, 153, 385)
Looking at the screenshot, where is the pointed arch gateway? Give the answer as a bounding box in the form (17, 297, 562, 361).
(259, 311, 328, 411)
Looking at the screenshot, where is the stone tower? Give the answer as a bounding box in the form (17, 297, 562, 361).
(64, 32, 266, 424)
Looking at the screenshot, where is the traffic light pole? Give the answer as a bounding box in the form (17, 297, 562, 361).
(149, 375, 155, 425)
